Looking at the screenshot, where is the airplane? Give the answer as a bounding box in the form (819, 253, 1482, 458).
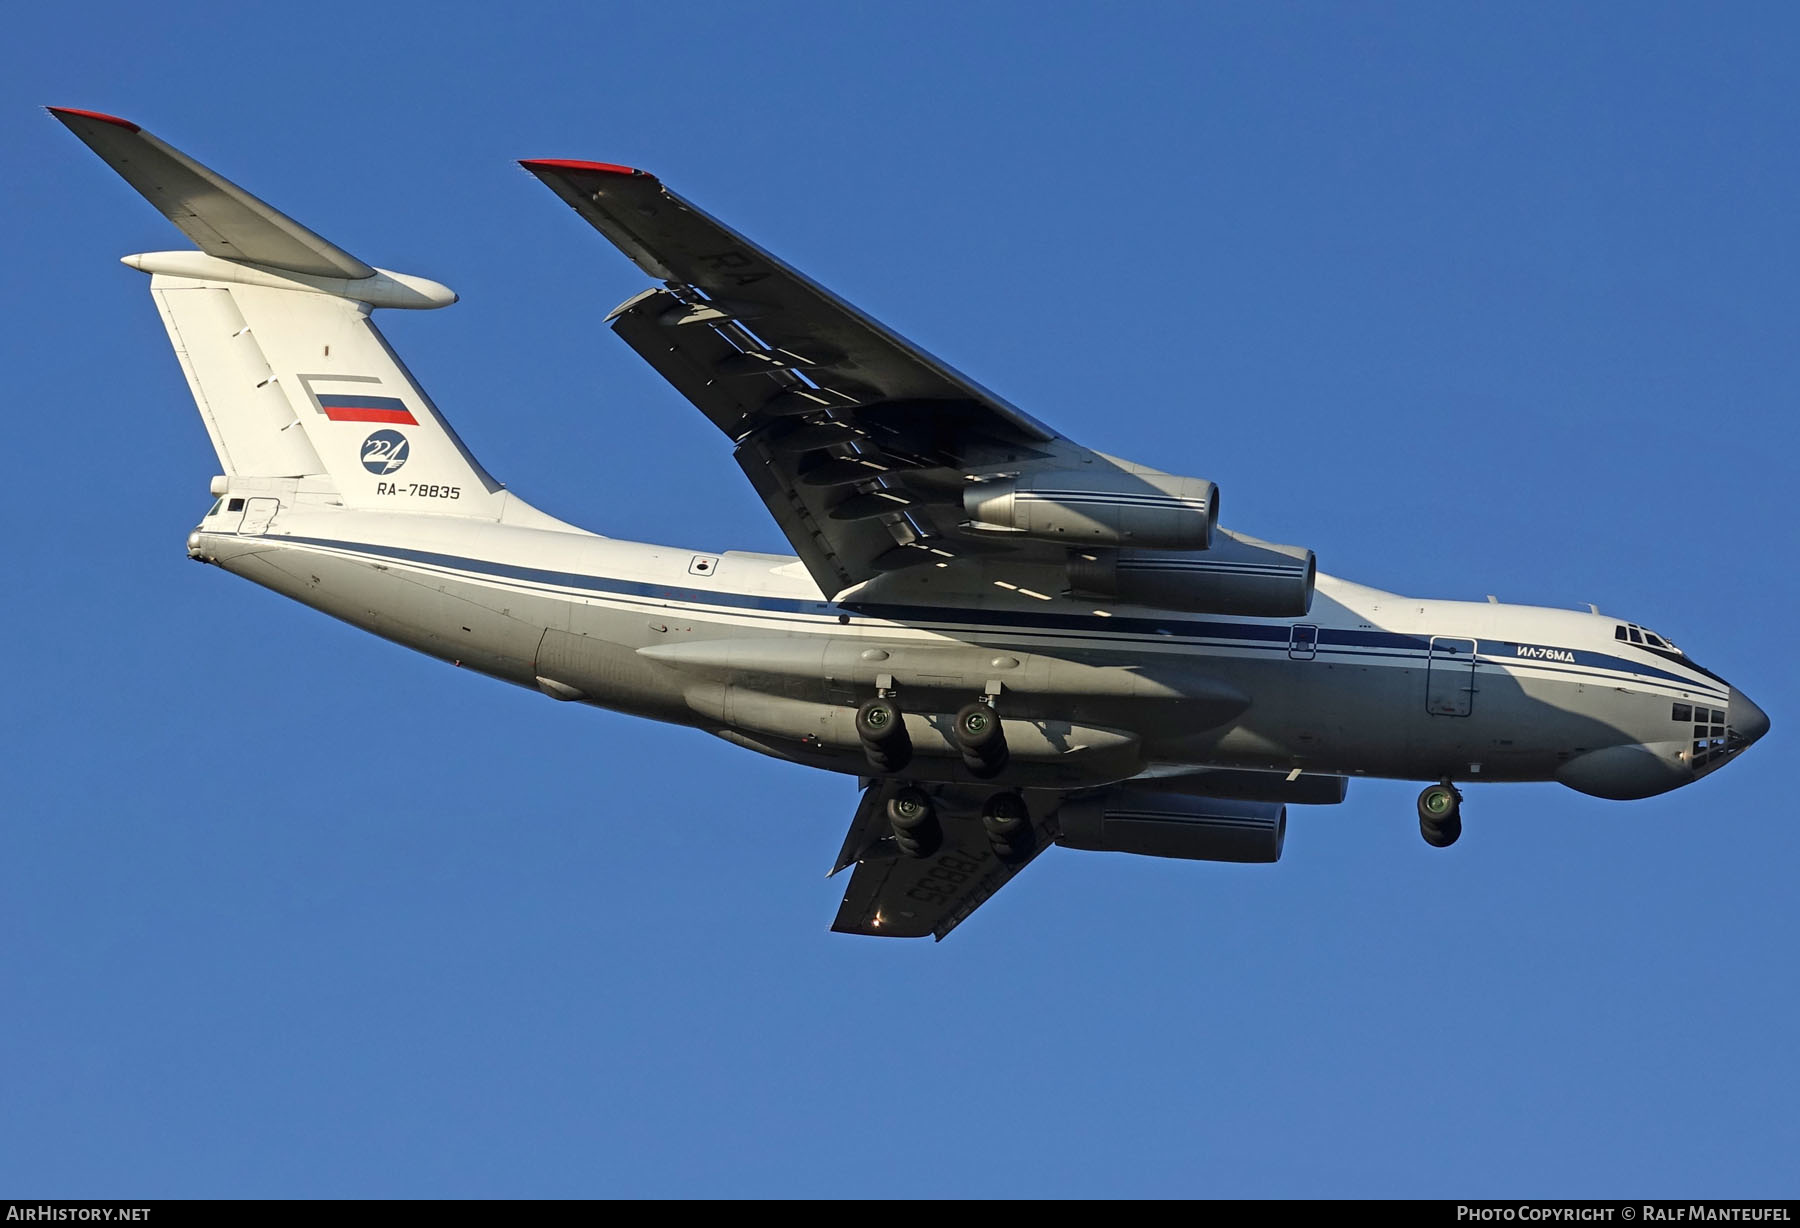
(53, 107, 1769, 939)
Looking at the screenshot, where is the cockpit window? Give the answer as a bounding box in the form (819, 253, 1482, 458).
(1617, 622, 1683, 656)
(205, 497, 223, 518)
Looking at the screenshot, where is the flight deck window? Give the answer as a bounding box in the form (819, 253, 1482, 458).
(1619, 622, 1686, 656)
(1672, 703, 1692, 722)
(227, 497, 245, 512)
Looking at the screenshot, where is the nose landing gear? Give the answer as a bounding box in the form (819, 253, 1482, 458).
(1417, 782, 1463, 848)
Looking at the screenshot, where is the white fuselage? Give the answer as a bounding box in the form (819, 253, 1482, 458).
(187, 496, 1748, 803)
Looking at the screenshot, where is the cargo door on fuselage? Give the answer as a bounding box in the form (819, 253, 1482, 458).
(1426, 636, 1477, 717)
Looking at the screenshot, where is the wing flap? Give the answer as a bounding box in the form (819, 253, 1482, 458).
(610, 288, 770, 436)
(735, 437, 906, 595)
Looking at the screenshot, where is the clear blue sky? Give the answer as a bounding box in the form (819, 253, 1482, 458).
(4, 2, 1795, 1198)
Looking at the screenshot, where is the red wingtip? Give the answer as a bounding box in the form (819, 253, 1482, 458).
(519, 157, 648, 178)
(47, 106, 141, 132)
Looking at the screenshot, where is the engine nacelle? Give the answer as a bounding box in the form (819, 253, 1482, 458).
(964, 469, 1218, 550)
(1057, 789, 1286, 863)
(1067, 530, 1316, 617)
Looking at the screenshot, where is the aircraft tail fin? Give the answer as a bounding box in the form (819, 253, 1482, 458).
(53, 107, 519, 522)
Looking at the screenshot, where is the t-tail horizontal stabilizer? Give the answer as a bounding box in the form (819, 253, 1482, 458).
(51, 106, 374, 280)
(52, 106, 511, 518)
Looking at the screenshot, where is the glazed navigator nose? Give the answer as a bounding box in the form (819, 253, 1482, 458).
(1729, 687, 1770, 746)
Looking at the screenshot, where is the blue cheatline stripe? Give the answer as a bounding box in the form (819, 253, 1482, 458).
(270, 535, 1728, 700)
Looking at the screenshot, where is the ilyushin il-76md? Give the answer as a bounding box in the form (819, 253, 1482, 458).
(54, 107, 1769, 939)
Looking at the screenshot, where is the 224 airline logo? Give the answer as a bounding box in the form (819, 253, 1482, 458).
(361, 429, 410, 474)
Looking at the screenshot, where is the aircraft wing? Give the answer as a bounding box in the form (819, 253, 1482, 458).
(828, 781, 1062, 940)
(521, 159, 1102, 597)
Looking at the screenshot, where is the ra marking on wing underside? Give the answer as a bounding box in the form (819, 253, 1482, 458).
(697, 249, 772, 288)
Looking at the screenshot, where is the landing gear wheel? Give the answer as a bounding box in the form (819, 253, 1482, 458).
(981, 791, 1028, 838)
(953, 702, 1009, 779)
(857, 697, 912, 773)
(981, 791, 1031, 863)
(887, 787, 941, 859)
(1417, 783, 1463, 848)
(1420, 812, 1463, 848)
(1417, 783, 1461, 824)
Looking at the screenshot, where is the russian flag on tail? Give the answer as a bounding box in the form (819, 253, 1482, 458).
(319, 394, 417, 425)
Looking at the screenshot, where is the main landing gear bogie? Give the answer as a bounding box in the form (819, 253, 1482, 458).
(887, 786, 942, 859)
(857, 695, 913, 774)
(857, 682, 1011, 782)
(981, 790, 1032, 864)
(871, 684, 1027, 863)
(1417, 782, 1463, 848)
(884, 784, 1035, 866)
(953, 701, 1009, 778)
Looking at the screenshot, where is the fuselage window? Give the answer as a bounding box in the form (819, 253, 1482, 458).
(1672, 703, 1692, 722)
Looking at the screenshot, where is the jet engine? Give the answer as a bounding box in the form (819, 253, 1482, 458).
(964, 468, 1218, 550)
(1057, 789, 1286, 863)
(1067, 530, 1316, 617)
